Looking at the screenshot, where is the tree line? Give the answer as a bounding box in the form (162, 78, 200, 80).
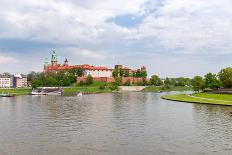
(27, 67, 232, 91)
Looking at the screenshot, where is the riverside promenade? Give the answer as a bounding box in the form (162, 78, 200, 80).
(118, 86, 147, 92)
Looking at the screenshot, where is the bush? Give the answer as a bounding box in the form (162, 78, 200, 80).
(99, 86, 106, 90)
(79, 81, 85, 86)
(109, 85, 119, 91)
(86, 75, 93, 85)
(124, 80, 131, 86)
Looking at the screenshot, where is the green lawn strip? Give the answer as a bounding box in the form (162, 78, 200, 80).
(142, 86, 192, 92)
(161, 94, 232, 105)
(0, 88, 32, 95)
(193, 93, 232, 101)
(62, 87, 112, 95)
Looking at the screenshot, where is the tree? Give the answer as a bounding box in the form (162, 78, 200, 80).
(204, 73, 220, 90)
(140, 71, 147, 78)
(47, 77, 58, 86)
(124, 79, 131, 86)
(114, 77, 122, 86)
(86, 75, 93, 85)
(27, 71, 37, 82)
(31, 79, 43, 88)
(218, 67, 232, 88)
(192, 76, 204, 92)
(164, 78, 171, 86)
(150, 75, 163, 86)
(112, 69, 119, 77)
(124, 71, 129, 77)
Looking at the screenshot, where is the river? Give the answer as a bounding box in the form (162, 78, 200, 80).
(0, 92, 232, 155)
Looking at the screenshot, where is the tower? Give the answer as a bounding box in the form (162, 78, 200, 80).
(43, 58, 49, 71)
(51, 50, 58, 66)
(64, 58, 69, 66)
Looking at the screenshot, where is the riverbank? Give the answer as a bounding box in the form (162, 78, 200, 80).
(142, 86, 192, 92)
(0, 88, 32, 95)
(62, 86, 113, 95)
(161, 93, 232, 105)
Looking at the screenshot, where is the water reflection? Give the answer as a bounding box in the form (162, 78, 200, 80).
(0, 92, 232, 154)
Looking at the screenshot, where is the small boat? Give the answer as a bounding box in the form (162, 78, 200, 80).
(77, 92, 83, 97)
(31, 89, 46, 95)
(0, 93, 14, 97)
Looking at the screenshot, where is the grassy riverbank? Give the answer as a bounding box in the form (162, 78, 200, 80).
(142, 86, 192, 92)
(0, 88, 32, 95)
(161, 93, 232, 105)
(62, 86, 113, 95)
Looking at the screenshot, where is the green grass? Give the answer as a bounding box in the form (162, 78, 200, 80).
(193, 93, 232, 101)
(0, 88, 32, 95)
(62, 86, 112, 95)
(161, 93, 232, 105)
(142, 86, 192, 92)
(73, 81, 114, 87)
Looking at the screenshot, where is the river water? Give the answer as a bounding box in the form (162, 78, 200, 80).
(0, 92, 232, 155)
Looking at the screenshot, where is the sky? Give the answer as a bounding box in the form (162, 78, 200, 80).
(0, 0, 232, 78)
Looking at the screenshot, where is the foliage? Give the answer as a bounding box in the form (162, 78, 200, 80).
(164, 78, 171, 86)
(162, 94, 232, 105)
(124, 80, 131, 86)
(109, 85, 119, 91)
(114, 77, 122, 86)
(204, 73, 220, 90)
(192, 76, 204, 92)
(218, 67, 232, 88)
(149, 75, 163, 86)
(85, 75, 93, 85)
(31, 70, 79, 88)
(99, 86, 106, 90)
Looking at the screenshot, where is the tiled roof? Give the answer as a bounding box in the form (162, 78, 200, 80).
(47, 64, 111, 71)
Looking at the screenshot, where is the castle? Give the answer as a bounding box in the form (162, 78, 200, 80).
(44, 50, 147, 83)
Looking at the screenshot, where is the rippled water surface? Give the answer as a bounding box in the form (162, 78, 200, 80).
(1, 92, 232, 155)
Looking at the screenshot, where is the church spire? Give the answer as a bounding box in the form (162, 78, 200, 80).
(51, 49, 58, 66)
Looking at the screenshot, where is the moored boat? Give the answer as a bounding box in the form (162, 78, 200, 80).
(0, 93, 14, 97)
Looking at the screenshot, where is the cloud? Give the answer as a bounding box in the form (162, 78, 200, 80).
(0, 55, 18, 64)
(0, 0, 232, 76)
(69, 48, 107, 60)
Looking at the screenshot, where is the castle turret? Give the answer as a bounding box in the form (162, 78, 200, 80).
(64, 58, 69, 66)
(51, 50, 58, 66)
(43, 58, 49, 72)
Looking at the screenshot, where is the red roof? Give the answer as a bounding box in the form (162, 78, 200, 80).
(47, 64, 111, 71)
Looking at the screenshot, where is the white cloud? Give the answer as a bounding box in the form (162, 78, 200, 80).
(137, 0, 232, 54)
(68, 48, 107, 60)
(0, 55, 18, 64)
(0, 0, 232, 76)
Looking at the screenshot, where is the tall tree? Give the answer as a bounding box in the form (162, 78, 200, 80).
(192, 76, 204, 92)
(204, 73, 220, 90)
(150, 75, 163, 86)
(218, 67, 232, 88)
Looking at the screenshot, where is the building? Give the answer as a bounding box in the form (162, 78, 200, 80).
(0, 75, 13, 88)
(44, 50, 114, 77)
(13, 74, 28, 88)
(44, 50, 147, 83)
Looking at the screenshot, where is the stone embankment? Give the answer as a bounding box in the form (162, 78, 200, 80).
(118, 86, 147, 92)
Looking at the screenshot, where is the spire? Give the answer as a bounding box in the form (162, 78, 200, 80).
(44, 58, 48, 67)
(51, 49, 58, 66)
(64, 58, 69, 66)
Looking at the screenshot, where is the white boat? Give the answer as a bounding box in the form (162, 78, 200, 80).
(31, 88, 63, 95)
(31, 89, 46, 95)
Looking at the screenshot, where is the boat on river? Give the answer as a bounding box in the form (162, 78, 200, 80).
(31, 87, 62, 95)
(0, 93, 14, 97)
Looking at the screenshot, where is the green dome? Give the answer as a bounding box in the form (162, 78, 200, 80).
(51, 50, 57, 62)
